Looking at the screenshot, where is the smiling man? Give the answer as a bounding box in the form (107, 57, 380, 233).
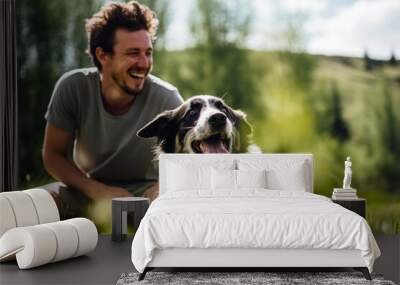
(42, 1, 182, 215)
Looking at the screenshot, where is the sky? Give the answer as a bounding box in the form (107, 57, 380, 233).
(164, 0, 400, 60)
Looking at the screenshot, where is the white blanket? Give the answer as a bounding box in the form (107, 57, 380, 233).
(131, 190, 380, 273)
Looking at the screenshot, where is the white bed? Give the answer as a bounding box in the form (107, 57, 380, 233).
(131, 154, 380, 280)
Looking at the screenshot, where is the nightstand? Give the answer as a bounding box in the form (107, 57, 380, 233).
(112, 197, 149, 242)
(332, 198, 366, 218)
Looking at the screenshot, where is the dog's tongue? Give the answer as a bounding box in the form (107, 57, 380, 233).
(200, 140, 228, 153)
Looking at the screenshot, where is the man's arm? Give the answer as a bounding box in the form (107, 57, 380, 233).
(42, 123, 132, 200)
(142, 181, 159, 202)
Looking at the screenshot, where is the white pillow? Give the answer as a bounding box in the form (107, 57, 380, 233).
(266, 165, 306, 191)
(236, 169, 267, 189)
(211, 168, 236, 190)
(166, 158, 235, 192)
(211, 169, 267, 190)
(237, 159, 307, 191)
(167, 162, 211, 191)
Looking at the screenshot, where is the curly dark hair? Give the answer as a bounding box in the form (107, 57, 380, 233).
(85, 1, 159, 70)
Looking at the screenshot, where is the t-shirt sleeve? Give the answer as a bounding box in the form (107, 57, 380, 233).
(45, 74, 79, 134)
(163, 88, 184, 110)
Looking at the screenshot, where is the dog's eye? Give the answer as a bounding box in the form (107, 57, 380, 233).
(215, 101, 223, 109)
(215, 101, 230, 115)
(187, 109, 197, 117)
(220, 106, 235, 122)
(217, 104, 227, 113)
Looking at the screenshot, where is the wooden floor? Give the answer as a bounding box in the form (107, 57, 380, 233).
(0, 235, 398, 285)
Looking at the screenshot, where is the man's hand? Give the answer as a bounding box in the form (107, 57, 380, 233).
(86, 184, 132, 231)
(142, 182, 159, 202)
(90, 183, 132, 201)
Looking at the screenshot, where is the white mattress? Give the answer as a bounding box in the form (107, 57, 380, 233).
(131, 190, 380, 273)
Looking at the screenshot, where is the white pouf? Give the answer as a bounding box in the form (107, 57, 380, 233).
(65, 218, 98, 257)
(24, 188, 60, 223)
(0, 218, 98, 269)
(1, 191, 39, 227)
(42, 221, 79, 262)
(0, 189, 60, 237)
(0, 189, 98, 269)
(0, 196, 17, 237)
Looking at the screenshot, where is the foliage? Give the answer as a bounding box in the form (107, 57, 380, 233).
(371, 79, 400, 193)
(167, 0, 262, 119)
(389, 52, 397, 66)
(139, 0, 171, 75)
(16, 0, 102, 186)
(364, 50, 373, 70)
(329, 82, 350, 142)
(364, 191, 400, 234)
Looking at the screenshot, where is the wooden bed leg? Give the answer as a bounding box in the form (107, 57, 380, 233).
(138, 268, 148, 281)
(354, 267, 371, 280)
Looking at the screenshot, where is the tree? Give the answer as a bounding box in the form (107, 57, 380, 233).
(388, 51, 397, 66)
(374, 80, 400, 193)
(16, 0, 101, 187)
(180, 0, 261, 116)
(329, 83, 350, 142)
(364, 50, 373, 70)
(68, 0, 102, 68)
(139, 0, 171, 76)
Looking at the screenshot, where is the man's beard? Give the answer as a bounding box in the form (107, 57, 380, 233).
(111, 70, 147, 96)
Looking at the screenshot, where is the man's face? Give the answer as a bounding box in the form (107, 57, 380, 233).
(104, 29, 153, 95)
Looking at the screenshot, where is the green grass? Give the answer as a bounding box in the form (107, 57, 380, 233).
(362, 191, 400, 234)
(367, 203, 400, 234)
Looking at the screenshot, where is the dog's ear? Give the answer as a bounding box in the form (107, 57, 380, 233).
(137, 109, 177, 139)
(226, 108, 253, 153)
(224, 106, 253, 136)
(232, 109, 253, 137)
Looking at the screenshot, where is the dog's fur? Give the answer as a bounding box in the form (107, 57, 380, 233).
(137, 95, 252, 154)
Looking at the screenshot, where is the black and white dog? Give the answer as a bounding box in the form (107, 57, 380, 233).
(137, 95, 252, 154)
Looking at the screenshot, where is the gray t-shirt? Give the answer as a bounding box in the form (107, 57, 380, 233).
(45, 67, 183, 184)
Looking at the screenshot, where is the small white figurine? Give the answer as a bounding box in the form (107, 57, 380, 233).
(343, 156, 352, 189)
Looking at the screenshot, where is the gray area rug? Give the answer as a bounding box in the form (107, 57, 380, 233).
(116, 271, 396, 285)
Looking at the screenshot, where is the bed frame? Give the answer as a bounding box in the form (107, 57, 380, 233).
(139, 154, 371, 281)
(141, 248, 370, 280)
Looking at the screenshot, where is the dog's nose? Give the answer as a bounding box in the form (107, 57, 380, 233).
(209, 113, 226, 128)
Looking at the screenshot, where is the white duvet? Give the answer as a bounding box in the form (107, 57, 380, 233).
(131, 190, 380, 273)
